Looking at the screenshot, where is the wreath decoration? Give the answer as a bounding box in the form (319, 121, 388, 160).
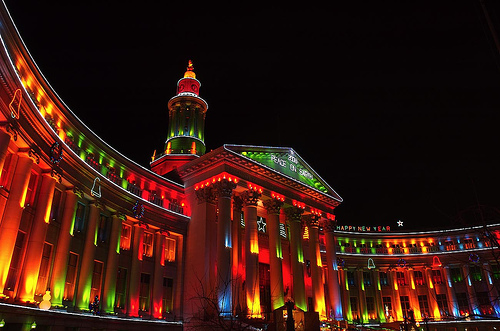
(469, 253, 480, 264)
(132, 201, 145, 219)
(397, 258, 407, 268)
(50, 141, 63, 164)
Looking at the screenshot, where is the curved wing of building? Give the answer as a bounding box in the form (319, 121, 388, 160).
(0, 2, 499, 330)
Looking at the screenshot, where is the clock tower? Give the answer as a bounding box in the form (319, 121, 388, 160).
(151, 60, 208, 175)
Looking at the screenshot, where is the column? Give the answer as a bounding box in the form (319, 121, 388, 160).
(127, 223, 144, 317)
(101, 213, 123, 314)
(215, 179, 236, 315)
(324, 220, 343, 320)
(356, 269, 367, 323)
(483, 262, 500, 317)
(284, 207, 306, 311)
(0, 155, 33, 294)
(232, 196, 243, 315)
(18, 174, 56, 302)
(263, 198, 284, 311)
(388, 269, 403, 321)
(50, 189, 78, 306)
(408, 269, 421, 319)
(75, 201, 101, 310)
(443, 266, 460, 317)
(372, 269, 386, 323)
(306, 215, 326, 318)
(339, 268, 350, 320)
(243, 189, 261, 317)
(425, 267, 441, 319)
(152, 231, 165, 318)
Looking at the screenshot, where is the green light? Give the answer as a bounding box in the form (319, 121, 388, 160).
(116, 225, 122, 254)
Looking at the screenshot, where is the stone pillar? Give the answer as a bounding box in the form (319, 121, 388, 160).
(306, 215, 326, 318)
(356, 269, 367, 323)
(263, 198, 284, 311)
(102, 213, 123, 314)
(443, 266, 460, 317)
(232, 196, 243, 314)
(425, 267, 440, 319)
(243, 189, 261, 317)
(388, 269, 403, 321)
(284, 207, 306, 312)
(0, 128, 11, 180)
(75, 202, 101, 310)
(18, 174, 56, 302)
(0, 155, 33, 294)
(215, 179, 236, 315)
(408, 269, 421, 319)
(152, 231, 165, 318)
(372, 269, 385, 323)
(324, 220, 343, 320)
(50, 189, 78, 306)
(127, 223, 144, 317)
(339, 268, 351, 319)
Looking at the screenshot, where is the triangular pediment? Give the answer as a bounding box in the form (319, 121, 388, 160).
(224, 144, 342, 202)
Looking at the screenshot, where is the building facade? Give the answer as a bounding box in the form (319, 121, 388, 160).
(0, 2, 499, 330)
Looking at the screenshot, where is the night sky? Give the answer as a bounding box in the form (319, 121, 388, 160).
(4, 1, 500, 230)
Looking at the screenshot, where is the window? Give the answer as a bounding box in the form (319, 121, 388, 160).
(115, 268, 127, 309)
(456, 292, 469, 315)
(469, 265, 483, 282)
(350, 297, 359, 319)
(164, 238, 176, 263)
(491, 264, 500, 280)
(24, 171, 39, 207)
(477, 292, 494, 315)
(379, 272, 389, 286)
(97, 214, 109, 243)
(64, 252, 79, 300)
(347, 271, 356, 286)
(0, 153, 13, 187)
(436, 294, 449, 316)
(163, 277, 174, 314)
(418, 295, 430, 318)
(383, 297, 393, 319)
(450, 267, 463, 283)
(35, 243, 52, 295)
(464, 238, 475, 249)
(90, 261, 104, 301)
(363, 272, 372, 286)
(400, 296, 410, 316)
(143, 232, 153, 257)
(366, 297, 375, 316)
(414, 270, 425, 285)
(50, 189, 62, 222)
(396, 271, 407, 286)
(5, 230, 26, 291)
(139, 273, 151, 312)
(432, 269, 443, 285)
(120, 224, 132, 250)
(73, 202, 86, 234)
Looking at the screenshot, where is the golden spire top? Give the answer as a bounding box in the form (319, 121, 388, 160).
(184, 60, 196, 78)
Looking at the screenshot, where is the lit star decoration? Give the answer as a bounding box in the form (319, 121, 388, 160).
(397, 220, 404, 227)
(257, 217, 266, 233)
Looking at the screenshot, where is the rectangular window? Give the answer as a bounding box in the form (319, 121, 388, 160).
(115, 267, 127, 309)
(139, 273, 151, 312)
(35, 243, 53, 295)
(363, 272, 372, 286)
(162, 277, 174, 314)
(73, 202, 86, 234)
(379, 272, 389, 286)
(97, 214, 109, 243)
(418, 295, 430, 318)
(24, 171, 39, 207)
(0, 153, 13, 187)
(456, 292, 469, 315)
(120, 224, 132, 250)
(396, 271, 407, 286)
(477, 292, 494, 315)
(432, 269, 443, 285)
(90, 260, 104, 301)
(50, 189, 62, 223)
(383, 296, 393, 318)
(450, 267, 463, 283)
(143, 232, 153, 257)
(400, 296, 410, 316)
(414, 270, 425, 285)
(491, 264, 500, 280)
(436, 294, 449, 316)
(469, 265, 483, 282)
(164, 238, 176, 263)
(350, 296, 359, 316)
(464, 238, 475, 249)
(366, 297, 375, 315)
(347, 271, 356, 286)
(5, 230, 26, 291)
(64, 252, 79, 300)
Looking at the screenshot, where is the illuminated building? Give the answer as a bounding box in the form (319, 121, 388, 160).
(0, 2, 499, 330)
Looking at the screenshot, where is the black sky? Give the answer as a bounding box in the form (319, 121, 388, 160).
(4, 1, 500, 230)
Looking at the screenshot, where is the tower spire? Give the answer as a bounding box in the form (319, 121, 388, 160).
(150, 60, 209, 175)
